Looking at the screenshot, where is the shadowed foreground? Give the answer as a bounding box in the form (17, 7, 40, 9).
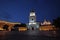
(0, 30, 60, 40)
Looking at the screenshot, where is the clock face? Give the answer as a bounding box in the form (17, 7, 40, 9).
(30, 13, 35, 16)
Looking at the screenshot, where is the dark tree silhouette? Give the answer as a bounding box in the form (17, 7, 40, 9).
(11, 23, 27, 31)
(12, 24, 20, 31)
(20, 23, 26, 27)
(3, 25, 9, 30)
(53, 17, 60, 28)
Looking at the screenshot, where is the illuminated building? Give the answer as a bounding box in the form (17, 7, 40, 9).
(0, 10, 56, 31)
(27, 10, 39, 30)
(0, 20, 21, 31)
(19, 27, 27, 31)
(39, 19, 55, 31)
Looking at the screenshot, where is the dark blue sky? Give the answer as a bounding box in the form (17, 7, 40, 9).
(0, 0, 60, 23)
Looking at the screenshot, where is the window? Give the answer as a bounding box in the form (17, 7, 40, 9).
(30, 13, 35, 16)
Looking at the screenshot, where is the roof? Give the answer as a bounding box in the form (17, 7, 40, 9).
(30, 9, 35, 12)
(41, 19, 51, 25)
(0, 20, 21, 24)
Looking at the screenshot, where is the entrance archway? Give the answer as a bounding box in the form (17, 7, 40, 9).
(31, 27, 35, 30)
(32, 27, 34, 30)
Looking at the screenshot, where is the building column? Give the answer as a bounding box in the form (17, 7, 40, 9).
(8, 26, 11, 31)
(8, 24, 14, 31)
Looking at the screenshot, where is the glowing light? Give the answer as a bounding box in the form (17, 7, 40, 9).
(30, 13, 35, 16)
(0, 28, 4, 30)
(39, 25, 56, 31)
(19, 27, 27, 31)
(41, 20, 51, 25)
(29, 22, 36, 25)
(33, 22, 36, 24)
(29, 23, 31, 25)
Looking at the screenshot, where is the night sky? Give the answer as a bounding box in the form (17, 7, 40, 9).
(0, 0, 60, 23)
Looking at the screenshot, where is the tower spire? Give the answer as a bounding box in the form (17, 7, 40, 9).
(30, 9, 35, 12)
(27, 10, 39, 30)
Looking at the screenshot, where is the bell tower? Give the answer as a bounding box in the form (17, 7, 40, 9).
(26, 9, 39, 30)
(29, 10, 36, 23)
(28, 10, 37, 30)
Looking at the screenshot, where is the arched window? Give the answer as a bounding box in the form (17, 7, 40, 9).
(3, 24, 9, 30)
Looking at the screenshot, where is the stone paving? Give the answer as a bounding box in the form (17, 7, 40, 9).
(0, 30, 60, 40)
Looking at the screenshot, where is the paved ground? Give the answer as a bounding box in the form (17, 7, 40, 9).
(0, 30, 60, 40)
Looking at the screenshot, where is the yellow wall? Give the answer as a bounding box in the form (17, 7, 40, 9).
(39, 25, 56, 31)
(18, 27, 27, 31)
(0, 21, 20, 31)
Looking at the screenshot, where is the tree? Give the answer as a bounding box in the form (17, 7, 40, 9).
(3, 25, 9, 30)
(53, 17, 60, 28)
(13, 24, 20, 31)
(11, 23, 27, 31)
(20, 23, 26, 27)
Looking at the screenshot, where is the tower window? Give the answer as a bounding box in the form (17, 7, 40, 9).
(30, 13, 35, 16)
(32, 19, 33, 20)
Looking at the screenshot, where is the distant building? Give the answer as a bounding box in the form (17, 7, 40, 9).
(27, 10, 39, 30)
(0, 10, 56, 31)
(39, 19, 55, 31)
(0, 20, 21, 31)
(41, 19, 51, 25)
